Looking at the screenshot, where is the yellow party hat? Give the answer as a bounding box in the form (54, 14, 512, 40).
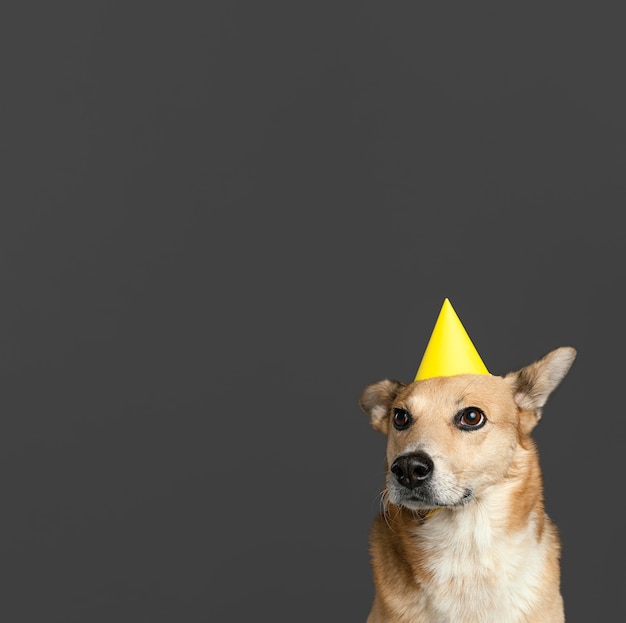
(414, 298, 489, 381)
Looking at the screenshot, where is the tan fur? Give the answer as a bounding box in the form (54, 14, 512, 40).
(359, 347, 576, 623)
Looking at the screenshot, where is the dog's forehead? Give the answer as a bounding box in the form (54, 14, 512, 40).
(399, 374, 510, 414)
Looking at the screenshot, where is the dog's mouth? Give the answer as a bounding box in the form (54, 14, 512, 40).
(394, 487, 474, 510)
(412, 489, 473, 506)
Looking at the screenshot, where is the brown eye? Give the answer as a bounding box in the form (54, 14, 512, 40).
(456, 407, 486, 430)
(392, 407, 412, 430)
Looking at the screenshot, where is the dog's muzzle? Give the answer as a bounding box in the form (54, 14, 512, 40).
(390, 451, 434, 490)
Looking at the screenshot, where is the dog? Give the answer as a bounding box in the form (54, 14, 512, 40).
(359, 346, 576, 623)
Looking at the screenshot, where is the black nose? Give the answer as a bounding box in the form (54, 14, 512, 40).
(390, 452, 434, 489)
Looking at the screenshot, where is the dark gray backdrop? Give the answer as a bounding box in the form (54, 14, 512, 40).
(2, 2, 623, 622)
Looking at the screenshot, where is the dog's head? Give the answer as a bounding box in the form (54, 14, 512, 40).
(359, 347, 576, 511)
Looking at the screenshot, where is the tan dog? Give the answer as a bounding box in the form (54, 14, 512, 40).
(359, 346, 576, 623)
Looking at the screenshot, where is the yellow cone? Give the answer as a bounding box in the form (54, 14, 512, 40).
(414, 298, 489, 381)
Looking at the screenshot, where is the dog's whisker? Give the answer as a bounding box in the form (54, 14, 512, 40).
(377, 489, 403, 534)
(380, 490, 393, 530)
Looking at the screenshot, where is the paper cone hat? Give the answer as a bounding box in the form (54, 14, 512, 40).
(414, 298, 489, 381)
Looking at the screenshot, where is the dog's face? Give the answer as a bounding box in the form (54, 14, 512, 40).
(363, 374, 519, 509)
(359, 347, 576, 511)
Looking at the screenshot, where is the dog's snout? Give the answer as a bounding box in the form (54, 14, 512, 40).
(390, 452, 434, 489)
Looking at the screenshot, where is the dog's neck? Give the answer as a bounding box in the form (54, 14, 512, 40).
(381, 477, 552, 623)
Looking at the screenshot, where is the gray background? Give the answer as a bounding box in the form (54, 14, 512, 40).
(1, 2, 623, 621)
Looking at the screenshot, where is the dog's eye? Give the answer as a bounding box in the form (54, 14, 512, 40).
(392, 407, 412, 430)
(456, 407, 486, 430)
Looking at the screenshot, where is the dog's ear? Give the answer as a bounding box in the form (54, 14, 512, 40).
(504, 346, 577, 429)
(359, 379, 406, 435)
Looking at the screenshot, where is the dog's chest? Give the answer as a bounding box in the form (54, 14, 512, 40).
(412, 511, 546, 623)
